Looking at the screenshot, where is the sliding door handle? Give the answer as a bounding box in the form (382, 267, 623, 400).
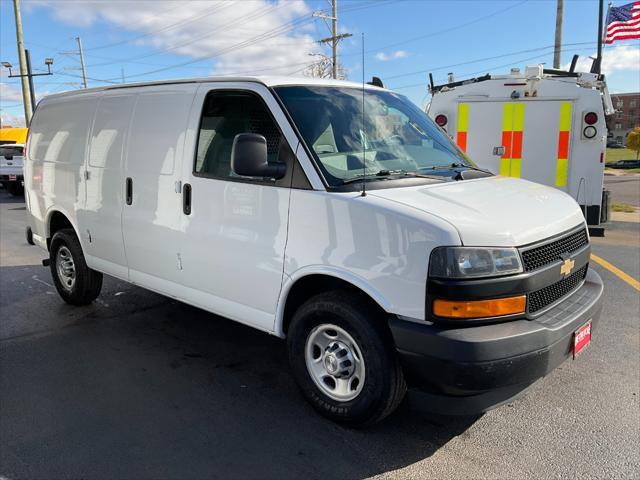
(183, 183, 191, 215)
(125, 177, 133, 205)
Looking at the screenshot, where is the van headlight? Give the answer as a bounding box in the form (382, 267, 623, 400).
(429, 247, 523, 279)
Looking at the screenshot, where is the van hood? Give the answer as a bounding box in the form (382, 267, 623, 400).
(369, 176, 586, 246)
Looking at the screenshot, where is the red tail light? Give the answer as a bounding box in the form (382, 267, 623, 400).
(584, 112, 598, 125)
(435, 114, 448, 127)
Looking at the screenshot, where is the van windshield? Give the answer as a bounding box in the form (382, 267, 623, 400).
(274, 86, 469, 187)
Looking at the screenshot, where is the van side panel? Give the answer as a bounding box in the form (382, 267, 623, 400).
(281, 190, 461, 326)
(122, 85, 197, 288)
(79, 94, 136, 279)
(25, 95, 98, 248)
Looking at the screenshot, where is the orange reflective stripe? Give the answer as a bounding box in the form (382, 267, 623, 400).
(457, 131, 467, 152)
(511, 131, 523, 159)
(557, 130, 570, 159)
(501, 131, 513, 158)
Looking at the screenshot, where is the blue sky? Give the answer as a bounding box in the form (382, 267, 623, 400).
(1, 0, 639, 126)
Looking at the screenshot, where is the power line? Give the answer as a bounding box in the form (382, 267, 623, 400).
(109, 13, 320, 81)
(80, 0, 395, 76)
(341, 0, 529, 58)
(84, 2, 284, 68)
(84, 1, 235, 52)
(384, 41, 597, 82)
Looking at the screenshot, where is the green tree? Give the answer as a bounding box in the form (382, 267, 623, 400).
(627, 127, 640, 160)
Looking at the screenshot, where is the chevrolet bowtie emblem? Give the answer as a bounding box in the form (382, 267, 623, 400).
(560, 258, 575, 276)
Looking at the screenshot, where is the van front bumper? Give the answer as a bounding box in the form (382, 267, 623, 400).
(389, 268, 603, 415)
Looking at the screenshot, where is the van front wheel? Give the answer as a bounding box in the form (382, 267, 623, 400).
(287, 291, 406, 426)
(49, 228, 102, 305)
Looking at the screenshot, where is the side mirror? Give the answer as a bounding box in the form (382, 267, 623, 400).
(231, 133, 286, 179)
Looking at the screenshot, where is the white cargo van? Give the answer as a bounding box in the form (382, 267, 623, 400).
(24, 77, 603, 425)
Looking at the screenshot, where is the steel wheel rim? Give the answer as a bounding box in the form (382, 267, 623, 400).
(56, 245, 76, 291)
(305, 324, 366, 402)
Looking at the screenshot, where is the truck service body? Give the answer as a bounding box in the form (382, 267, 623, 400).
(428, 65, 613, 228)
(24, 76, 603, 424)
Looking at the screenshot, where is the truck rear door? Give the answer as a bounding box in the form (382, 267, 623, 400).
(456, 98, 574, 192)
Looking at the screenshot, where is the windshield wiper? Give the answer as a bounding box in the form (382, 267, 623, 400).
(341, 169, 440, 185)
(420, 162, 490, 173)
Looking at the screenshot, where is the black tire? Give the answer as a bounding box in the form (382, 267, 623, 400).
(287, 291, 406, 426)
(6, 181, 23, 196)
(49, 228, 103, 305)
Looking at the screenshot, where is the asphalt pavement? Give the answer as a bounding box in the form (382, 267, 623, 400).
(1, 188, 639, 479)
(604, 174, 640, 207)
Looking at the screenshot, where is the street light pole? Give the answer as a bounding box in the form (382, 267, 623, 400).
(2, 57, 54, 117)
(12, 0, 32, 124)
(25, 49, 36, 114)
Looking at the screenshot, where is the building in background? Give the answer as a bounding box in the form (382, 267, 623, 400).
(607, 92, 640, 146)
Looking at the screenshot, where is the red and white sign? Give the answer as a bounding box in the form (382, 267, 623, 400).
(573, 321, 592, 358)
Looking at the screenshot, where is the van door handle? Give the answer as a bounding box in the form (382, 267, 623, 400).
(125, 177, 133, 205)
(183, 183, 191, 215)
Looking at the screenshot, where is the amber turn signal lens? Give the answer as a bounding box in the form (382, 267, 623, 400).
(433, 295, 526, 319)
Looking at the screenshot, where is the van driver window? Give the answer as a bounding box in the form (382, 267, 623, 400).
(195, 91, 284, 178)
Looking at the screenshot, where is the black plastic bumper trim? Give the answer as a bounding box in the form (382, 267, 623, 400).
(390, 268, 603, 413)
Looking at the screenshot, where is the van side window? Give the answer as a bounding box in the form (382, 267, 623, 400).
(195, 91, 285, 178)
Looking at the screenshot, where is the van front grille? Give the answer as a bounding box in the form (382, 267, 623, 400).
(520, 228, 589, 272)
(528, 265, 588, 313)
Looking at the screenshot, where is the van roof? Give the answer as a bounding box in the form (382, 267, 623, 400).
(41, 76, 386, 101)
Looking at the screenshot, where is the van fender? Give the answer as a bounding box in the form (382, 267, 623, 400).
(274, 265, 393, 338)
(45, 206, 82, 241)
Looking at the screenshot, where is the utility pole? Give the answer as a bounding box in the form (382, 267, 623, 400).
(76, 36, 88, 89)
(553, 0, 564, 69)
(11, 0, 32, 124)
(331, 0, 338, 79)
(315, 0, 352, 79)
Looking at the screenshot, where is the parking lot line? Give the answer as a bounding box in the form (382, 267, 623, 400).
(591, 254, 640, 292)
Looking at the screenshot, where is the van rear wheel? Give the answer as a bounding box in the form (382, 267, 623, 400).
(49, 228, 102, 305)
(287, 291, 406, 426)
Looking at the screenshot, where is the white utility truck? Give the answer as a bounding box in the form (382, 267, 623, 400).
(0, 143, 25, 196)
(24, 77, 602, 425)
(428, 65, 614, 230)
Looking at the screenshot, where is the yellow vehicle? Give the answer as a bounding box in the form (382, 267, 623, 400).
(0, 127, 28, 145)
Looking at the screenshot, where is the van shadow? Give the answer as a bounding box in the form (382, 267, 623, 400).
(0, 188, 24, 204)
(1, 268, 480, 479)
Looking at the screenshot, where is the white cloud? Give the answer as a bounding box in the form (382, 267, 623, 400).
(375, 50, 409, 62)
(31, 0, 321, 77)
(0, 82, 24, 103)
(0, 112, 26, 128)
(563, 45, 640, 76)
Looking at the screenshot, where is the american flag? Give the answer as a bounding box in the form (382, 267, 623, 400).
(605, 1, 640, 43)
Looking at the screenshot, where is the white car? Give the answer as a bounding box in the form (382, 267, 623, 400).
(0, 143, 24, 196)
(24, 77, 603, 425)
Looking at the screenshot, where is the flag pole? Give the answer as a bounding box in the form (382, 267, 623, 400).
(594, 0, 608, 74)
